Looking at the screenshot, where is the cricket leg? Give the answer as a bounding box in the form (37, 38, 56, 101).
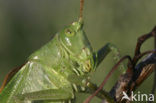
(94, 43, 126, 72)
(67, 74, 114, 102)
(84, 82, 115, 103)
(14, 88, 73, 103)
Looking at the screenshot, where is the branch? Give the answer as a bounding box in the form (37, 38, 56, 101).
(105, 53, 156, 103)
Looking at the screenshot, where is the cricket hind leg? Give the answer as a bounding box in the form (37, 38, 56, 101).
(14, 89, 74, 103)
(94, 43, 126, 72)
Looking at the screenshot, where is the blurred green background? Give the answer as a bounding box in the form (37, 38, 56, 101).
(0, 0, 156, 102)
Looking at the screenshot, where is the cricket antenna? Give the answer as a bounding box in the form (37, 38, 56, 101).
(79, 0, 84, 20)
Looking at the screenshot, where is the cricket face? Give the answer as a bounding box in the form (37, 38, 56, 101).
(59, 20, 94, 73)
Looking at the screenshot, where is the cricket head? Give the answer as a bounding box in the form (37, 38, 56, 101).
(59, 19, 95, 73)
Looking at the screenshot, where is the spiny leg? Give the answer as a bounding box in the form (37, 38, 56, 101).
(14, 89, 73, 103)
(94, 43, 126, 73)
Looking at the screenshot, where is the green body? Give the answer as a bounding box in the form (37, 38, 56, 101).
(0, 20, 124, 103)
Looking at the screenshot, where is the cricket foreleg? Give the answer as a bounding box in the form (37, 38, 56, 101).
(94, 43, 125, 72)
(14, 89, 73, 102)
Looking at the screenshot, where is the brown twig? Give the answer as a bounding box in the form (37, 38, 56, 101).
(109, 53, 156, 103)
(107, 26, 156, 103)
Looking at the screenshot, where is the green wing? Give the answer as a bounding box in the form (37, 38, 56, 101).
(0, 60, 72, 103)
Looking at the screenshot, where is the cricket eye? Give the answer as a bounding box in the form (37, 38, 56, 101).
(65, 29, 75, 37)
